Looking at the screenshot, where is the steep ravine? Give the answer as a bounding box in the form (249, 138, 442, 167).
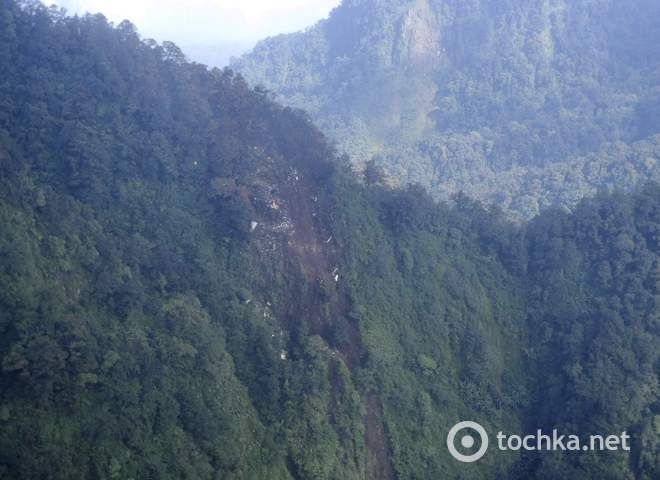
(246, 158, 396, 478)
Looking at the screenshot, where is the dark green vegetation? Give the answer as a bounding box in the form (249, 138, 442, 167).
(0, 1, 659, 479)
(233, 0, 660, 219)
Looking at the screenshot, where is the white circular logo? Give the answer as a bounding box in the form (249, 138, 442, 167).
(447, 421, 489, 462)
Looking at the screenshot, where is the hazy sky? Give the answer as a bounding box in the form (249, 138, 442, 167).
(50, 0, 341, 66)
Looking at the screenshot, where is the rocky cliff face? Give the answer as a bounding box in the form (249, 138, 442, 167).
(395, 0, 442, 70)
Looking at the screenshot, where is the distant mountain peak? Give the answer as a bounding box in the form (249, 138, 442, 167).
(234, 0, 660, 219)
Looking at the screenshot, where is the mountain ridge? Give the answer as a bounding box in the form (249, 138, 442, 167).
(233, 0, 660, 219)
(0, 1, 658, 479)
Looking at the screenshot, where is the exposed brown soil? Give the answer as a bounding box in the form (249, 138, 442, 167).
(279, 166, 362, 367)
(253, 162, 395, 478)
(365, 394, 396, 480)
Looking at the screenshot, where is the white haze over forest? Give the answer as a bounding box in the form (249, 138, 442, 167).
(51, 0, 341, 66)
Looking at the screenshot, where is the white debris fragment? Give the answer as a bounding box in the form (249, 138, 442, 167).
(273, 218, 294, 233)
(334, 274, 340, 282)
(280, 350, 288, 360)
(325, 236, 333, 243)
(250, 221, 259, 232)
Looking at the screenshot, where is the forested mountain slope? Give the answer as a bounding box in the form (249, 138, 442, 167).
(233, 0, 660, 219)
(0, 1, 658, 479)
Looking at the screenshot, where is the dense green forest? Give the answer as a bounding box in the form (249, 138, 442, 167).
(0, 1, 658, 479)
(233, 0, 660, 219)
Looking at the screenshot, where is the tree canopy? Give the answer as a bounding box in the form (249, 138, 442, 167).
(0, 1, 658, 479)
